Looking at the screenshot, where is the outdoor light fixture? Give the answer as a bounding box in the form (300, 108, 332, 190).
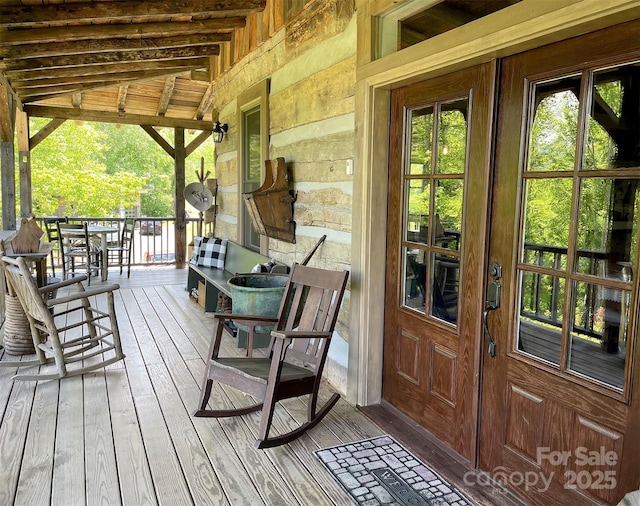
(212, 121, 228, 143)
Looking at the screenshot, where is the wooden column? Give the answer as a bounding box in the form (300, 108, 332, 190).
(0, 84, 16, 231)
(174, 127, 186, 269)
(16, 111, 31, 218)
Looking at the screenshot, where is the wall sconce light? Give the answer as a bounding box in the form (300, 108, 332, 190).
(212, 121, 228, 143)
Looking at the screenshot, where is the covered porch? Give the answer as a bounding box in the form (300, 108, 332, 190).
(0, 268, 514, 505)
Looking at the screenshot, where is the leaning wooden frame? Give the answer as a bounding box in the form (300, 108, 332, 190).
(0, 255, 125, 381)
(193, 263, 349, 449)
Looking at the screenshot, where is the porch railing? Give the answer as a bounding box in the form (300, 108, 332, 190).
(521, 243, 611, 339)
(37, 217, 202, 267)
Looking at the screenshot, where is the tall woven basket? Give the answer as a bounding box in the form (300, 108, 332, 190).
(3, 294, 35, 355)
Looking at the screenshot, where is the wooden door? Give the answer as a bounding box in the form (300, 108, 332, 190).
(480, 21, 640, 505)
(383, 62, 496, 460)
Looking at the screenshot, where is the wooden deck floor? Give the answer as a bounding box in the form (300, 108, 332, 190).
(0, 266, 516, 506)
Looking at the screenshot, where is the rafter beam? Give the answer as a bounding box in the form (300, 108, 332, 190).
(0, 33, 232, 60)
(19, 69, 200, 102)
(1, 45, 219, 73)
(0, 18, 245, 46)
(25, 105, 214, 130)
(9, 59, 208, 83)
(117, 86, 129, 116)
(195, 84, 215, 121)
(0, 0, 266, 27)
(157, 77, 176, 116)
(12, 65, 200, 93)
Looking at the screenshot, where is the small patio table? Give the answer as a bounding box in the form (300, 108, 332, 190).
(64, 224, 119, 281)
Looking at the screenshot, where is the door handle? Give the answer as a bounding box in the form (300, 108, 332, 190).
(484, 262, 502, 358)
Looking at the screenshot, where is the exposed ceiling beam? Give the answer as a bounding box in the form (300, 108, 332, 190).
(157, 77, 176, 116)
(13, 66, 203, 91)
(19, 69, 201, 102)
(1, 46, 220, 73)
(0, 0, 266, 28)
(195, 84, 215, 121)
(25, 104, 214, 130)
(117, 86, 129, 116)
(0, 18, 246, 46)
(7, 58, 209, 82)
(71, 93, 81, 108)
(0, 33, 232, 59)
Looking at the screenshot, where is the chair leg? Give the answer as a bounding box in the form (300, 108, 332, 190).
(255, 393, 341, 449)
(194, 376, 214, 415)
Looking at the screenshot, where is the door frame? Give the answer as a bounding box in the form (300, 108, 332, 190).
(348, 0, 640, 469)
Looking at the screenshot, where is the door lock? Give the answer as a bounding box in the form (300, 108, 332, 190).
(484, 262, 502, 358)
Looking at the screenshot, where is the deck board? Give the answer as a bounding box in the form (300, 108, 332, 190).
(0, 266, 510, 506)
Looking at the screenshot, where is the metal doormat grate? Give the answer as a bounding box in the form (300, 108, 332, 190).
(314, 435, 475, 505)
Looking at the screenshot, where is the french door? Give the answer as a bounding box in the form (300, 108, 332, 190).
(383, 19, 640, 505)
(480, 20, 640, 505)
(383, 62, 496, 459)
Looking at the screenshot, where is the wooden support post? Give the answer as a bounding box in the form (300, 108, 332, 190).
(174, 127, 186, 269)
(0, 84, 16, 230)
(16, 111, 31, 218)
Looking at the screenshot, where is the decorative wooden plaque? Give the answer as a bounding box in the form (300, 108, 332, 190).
(243, 158, 296, 243)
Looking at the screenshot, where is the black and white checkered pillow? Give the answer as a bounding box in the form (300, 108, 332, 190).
(190, 236, 204, 264)
(197, 237, 227, 269)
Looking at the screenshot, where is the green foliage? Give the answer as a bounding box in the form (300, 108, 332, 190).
(28, 120, 214, 218)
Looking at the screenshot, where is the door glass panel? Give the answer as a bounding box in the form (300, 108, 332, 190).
(404, 247, 426, 313)
(436, 99, 468, 174)
(515, 62, 640, 393)
(522, 178, 572, 264)
(434, 179, 463, 251)
(569, 280, 629, 389)
(401, 100, 469, 326)
(526, 76, 581, 172)
(409, 106, 434, 175)
(518, 272, 565, 366)
(406, 179, 430, 244)
(431, 254, 459, 324)
(576, 178, 639, 281)
(583, 63, 640, 170)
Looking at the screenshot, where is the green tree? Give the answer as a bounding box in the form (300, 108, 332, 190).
(30, 119, 148, 217)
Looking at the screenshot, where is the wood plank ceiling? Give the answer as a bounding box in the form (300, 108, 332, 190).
(0, 0, 268, 130)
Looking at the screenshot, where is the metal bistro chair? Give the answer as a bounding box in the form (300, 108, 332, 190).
(57, 222, 101, 284)
(0, 255, 125, 381)
(194, 263, 349, 449)
(106, 219, 134, 278)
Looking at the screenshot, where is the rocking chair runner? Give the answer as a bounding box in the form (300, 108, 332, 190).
(0, 255, 125, 381)
(194, 263, 349, 449)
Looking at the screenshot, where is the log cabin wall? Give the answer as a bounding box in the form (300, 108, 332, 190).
(211, 0, 356, 393)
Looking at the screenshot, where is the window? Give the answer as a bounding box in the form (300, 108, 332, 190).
(378, 0, 521, 59)
(237, 80, 269, 253)
(242, 106, 261, 251)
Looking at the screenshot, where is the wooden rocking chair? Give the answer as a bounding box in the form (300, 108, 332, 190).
(0, 255, 125, 381)
(193, 263, 349, 449)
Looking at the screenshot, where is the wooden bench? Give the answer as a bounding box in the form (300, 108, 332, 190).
(187, 240, 288, 349)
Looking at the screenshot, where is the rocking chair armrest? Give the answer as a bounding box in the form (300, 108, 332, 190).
(38, 275, 89, 294)
(212, 312, 279, 325)
(46, 283, 120, 306)
(270, 330, 332, 341)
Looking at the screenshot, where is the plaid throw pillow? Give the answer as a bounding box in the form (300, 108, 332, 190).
(197, 237, 227, 269)
(190, 236, 203, 264)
